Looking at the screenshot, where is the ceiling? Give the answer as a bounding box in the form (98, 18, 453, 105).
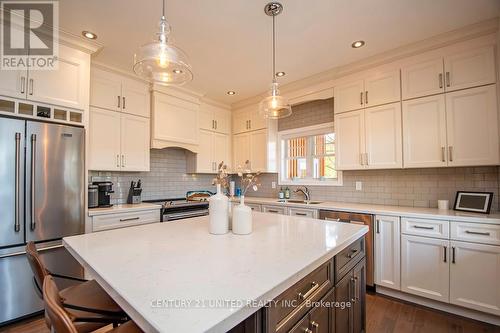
(59, 0, 500, 105)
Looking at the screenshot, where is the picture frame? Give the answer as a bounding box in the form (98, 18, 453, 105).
(453, 191, 494, 214)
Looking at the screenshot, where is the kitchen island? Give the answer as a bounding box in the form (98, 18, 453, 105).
(63, 212, 368, 333)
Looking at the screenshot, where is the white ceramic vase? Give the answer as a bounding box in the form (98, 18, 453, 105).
(209, 184, 229, 234)
(232, 196, 252, 235)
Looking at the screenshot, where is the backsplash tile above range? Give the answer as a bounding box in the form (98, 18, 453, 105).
(90, 148, 216, 204)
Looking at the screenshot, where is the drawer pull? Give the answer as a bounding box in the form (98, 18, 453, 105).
(298, 281, 319, 300)
(465, 230, 490, 236)
(304, 329, 313, 333)
(119, 217, 140, 222)
(268, 209, 279, 213)
(310, 321, 319, 333)
(325, 217, 340, 222)
(413, 225, 434, 230)
(347, 249, 358, 258)
(294, 212, 307, 216)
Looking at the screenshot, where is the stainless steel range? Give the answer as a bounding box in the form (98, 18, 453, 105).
(145, 191, 212, 222)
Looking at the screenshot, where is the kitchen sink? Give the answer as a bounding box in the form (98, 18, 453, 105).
(279, 200, 323, 205)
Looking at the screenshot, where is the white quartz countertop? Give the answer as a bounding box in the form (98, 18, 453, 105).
(235, 197, 500, 224)
(63, 212, 367, 333)
(88, 203, 162, 217)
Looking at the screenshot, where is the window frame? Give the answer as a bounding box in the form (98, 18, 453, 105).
(277, 122, 343, 186)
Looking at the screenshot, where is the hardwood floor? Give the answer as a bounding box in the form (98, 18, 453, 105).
(1, 293, 498, 333)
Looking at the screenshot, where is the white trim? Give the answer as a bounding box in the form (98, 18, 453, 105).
(377, 286, 500, 326)
(277, 122, 343, 187)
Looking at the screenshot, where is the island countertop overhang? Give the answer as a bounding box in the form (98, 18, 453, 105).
(63, 212, 368, 333)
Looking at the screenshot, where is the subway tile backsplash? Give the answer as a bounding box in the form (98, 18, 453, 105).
(89, 148, 216, 204)
(245, 167, 500, 212)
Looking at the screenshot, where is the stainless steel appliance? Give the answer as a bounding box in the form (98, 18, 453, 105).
(0, 117, 85, 325)
(93, 181, 114, 207)
(88, 184, 99, 208)
(319, 210, 374, 287)
(145, 193, 210, 222)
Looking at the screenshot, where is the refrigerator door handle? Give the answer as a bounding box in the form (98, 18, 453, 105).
(30, 134, 37, 231)
(14, 133, 21, 232)
(0, 244, 64, 259)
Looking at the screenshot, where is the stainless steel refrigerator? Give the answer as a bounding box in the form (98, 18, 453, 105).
(0, 116, 85, 325)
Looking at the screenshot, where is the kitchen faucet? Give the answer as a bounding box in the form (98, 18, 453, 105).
(294, 186, 311, 202)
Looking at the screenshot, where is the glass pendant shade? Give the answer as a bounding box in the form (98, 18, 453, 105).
(133, 15, 193, 85)
(259, 82, 292, 119)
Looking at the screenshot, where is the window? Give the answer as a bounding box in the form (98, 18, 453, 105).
(279, 123, 342, 186)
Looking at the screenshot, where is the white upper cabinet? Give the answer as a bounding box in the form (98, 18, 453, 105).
(449, 241, 500, 316)
(91, 67, 150, 118)
(335, 110, 365, 170)
(199, 102, 231, 134)
(334, 79, 364, 114)
(89, 107, 121, 171)
(249, 129, 268, 171)
(214, 132, 230, 169)
(89, 107, 150, 172)
(364, 70, 401, 107)
(403, 95, 447, 168)
(233, 132, 251, 170)
(25, 45, 89, 110)
(375, 215, 401, 290)
(334, 69, 400, 114)
(446, 85, 499, 166)
(401, 235, 450, 303)
(120, 114, 150, 171)
(0, 24, 28, 99)
(364, 102, 402, 169)
(90, 68, 122, 112)
(401, 45, 496, 100)
(401, 57, 444, 100)
(233, 105, 267, 134)
(444, 46, 496, 92)
(187, 130, 230, 174)
(151, 91, 199, 151)
(120, 78, 150, 118)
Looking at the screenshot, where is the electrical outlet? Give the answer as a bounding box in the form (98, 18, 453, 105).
(271, 181, 276, 189)
(355, 181, 362, 191)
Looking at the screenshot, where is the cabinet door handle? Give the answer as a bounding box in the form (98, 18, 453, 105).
(310, 321, 319, 333)
(350, 277, 356, 302)
(360, 153, 364, 165)
(448, 146, 453, 162)
(298, 281, 319, 300)
(365, 91, 368, 104)
(465, 230, 490, 236)
(20, 76, 26, 94)
(121, 155, 125, 167)
(116, 154, 120, 167)
(443, 246, 447, 263)
(364, 153, 368, 166)
(452, 246, 456, 264)
(439, 73, 443, 89)
(119, 217, 140, 222)
(347, 249, 358, 258)
(122, 96, 126, 109)
(441, 147, 446, 162)
(215, 120, 217, 130)
(414, 225, 434, 230)
(117, 96, 121, 108)
(14, 133, 21, 232)
(249, 120, 251, 129)
(376, 219, 380, 234)
(445, 71, 451, 87)
(29, 78, 33, 95)
(360, 91, 363, 105)
(304, 329, 313, 333)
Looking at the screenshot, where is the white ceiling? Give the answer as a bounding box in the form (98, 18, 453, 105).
(59, 0, 500, 105)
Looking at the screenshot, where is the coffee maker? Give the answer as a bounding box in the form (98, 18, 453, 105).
(92, 181, 114, 207)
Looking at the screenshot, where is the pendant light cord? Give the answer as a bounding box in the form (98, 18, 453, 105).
(272, 14, 276, 83)
(162, 0, 166, 18)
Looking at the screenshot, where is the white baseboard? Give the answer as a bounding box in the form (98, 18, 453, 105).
(376, 286, 500, 326)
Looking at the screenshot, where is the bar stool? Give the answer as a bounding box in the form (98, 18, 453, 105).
(44, 276, 143, 333)
(26, 242, 127, 331)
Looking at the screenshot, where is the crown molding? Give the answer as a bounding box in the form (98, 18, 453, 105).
(232, 17, 499, 110)
(199, 96, 231, 110)
(91, 61, 150, 83)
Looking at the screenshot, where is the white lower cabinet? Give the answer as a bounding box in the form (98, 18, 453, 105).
(401, 235, 449, 302)
(449, 241, 500, 316)
(91, 209, 160, 232)
(374, 215, 400, 290)
(288, 207, 318, 219)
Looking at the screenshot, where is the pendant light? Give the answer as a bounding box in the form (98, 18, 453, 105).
(133, 0, 193, 85)
(259, 2, 292, 119)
